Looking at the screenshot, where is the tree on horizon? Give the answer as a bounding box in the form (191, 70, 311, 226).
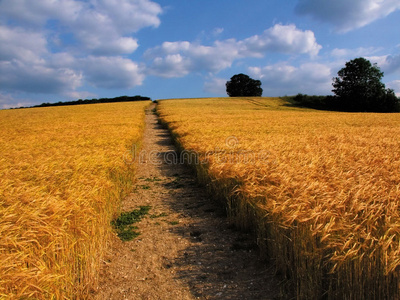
(226, 74, 263, 97)
(332, 57, 399, 112)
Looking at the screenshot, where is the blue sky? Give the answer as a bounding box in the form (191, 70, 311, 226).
(1, 0, 400, 108)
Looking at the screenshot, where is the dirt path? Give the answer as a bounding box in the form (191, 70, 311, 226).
(93, 104, 280, 299)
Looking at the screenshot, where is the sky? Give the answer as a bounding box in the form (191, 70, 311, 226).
(1, 0, 400, 108)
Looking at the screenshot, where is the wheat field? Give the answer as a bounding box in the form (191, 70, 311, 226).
(0, 102, 148, 299)
(158, 97, 400, 299)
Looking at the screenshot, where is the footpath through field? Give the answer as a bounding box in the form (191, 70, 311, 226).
(93, 103, 280, 299)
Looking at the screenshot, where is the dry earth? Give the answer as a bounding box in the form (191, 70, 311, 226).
(93, 103, 281, 299)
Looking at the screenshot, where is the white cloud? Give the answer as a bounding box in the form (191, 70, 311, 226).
(0, 0, 161, 106)
(0, 20, 145, 95)
(331, 47, 382, 58)
(0, 26, 47, 62)
(145, 24, 322, 78)
(204, 77, 227, 95)
(0, 0, 162, 55)
(74, 0, 161, 55)
(0, 0, 82, 27)
(149, 54, 191, 78)
(383, 54, 400, 74)
(365, 54, 400, 74)
(296, 0, 400, 32)
(48, 52, 77, 69)
(145, 40, 239, 77)
(0, 25, 83, 95)
(0, 0, 162, 31)
(0, 60, 82, 94)
(387, 80, 400, 96)
(241, 24, 321, 57)
(249, 62, 333, 96)
(0, 92, 32, 109)
(94, 0, 162, 33)
(69, 0, 160, 55)
(82, 56, 145, 89)
(77, 34, 139, 56)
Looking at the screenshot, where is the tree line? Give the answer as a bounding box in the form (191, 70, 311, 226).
(23, 95, 151, 109)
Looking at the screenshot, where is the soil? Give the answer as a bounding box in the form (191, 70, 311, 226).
(93, 103, 281, 300)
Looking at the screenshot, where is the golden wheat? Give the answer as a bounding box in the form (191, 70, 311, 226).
(158, 97, 400, 299)
(0, 102, 148, 299)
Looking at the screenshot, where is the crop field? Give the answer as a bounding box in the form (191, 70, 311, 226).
(158, 97, 400, 299)
(0, 102, 148, 298)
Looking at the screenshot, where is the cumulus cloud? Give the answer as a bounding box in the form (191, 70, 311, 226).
(82, 56, 145, 89)
(145, 40, 240, 77)
(0, 60, 83, 94)
(77, 34, 139, 56)
(387, 80, 400, 96)
(0, 0, 82, 27)
(0, 24, 83, 95)
(203, 77, 228, 95)
(69, 0, 161, 55)
(382, 54, 400, 74)
(296, 0, 400, 32)
(241, 24, 321, 57)
(0, 26, 47, 62)
(363, 54, 400, 74)
(0, 0, 162, 55)
(374, 55, 400, 96)
(0, 0, 160, 105)
(149, 54, 191, 78)
(145, 24, 321, 78)
(249, 62, 333, 96)
(95, 0, 162, 32)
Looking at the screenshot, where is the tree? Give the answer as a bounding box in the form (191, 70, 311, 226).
(332, 57, 399, 112)
(226, 73, 263, 97)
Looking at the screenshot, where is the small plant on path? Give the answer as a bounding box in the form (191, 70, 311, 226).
(111, 206, 151, 241)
